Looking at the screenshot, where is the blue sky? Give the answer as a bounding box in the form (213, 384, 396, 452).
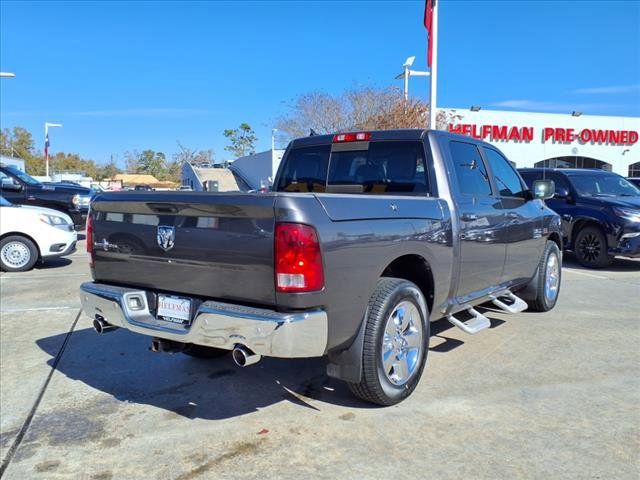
(1, 0, 639, 165)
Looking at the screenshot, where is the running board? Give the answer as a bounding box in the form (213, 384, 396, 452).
(447, 307, 491, 335)
(491, 292, 528, 314)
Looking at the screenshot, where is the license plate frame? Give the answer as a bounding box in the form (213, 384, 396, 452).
(156, 294, 192, 326)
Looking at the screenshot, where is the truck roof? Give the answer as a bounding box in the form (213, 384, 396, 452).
(289, 128, 498, 149)
(290, 129, 428, 148)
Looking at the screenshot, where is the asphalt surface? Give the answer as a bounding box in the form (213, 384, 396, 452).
(0, 240, 639, 479)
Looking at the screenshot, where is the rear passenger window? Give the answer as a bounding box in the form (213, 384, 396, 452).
(449, 141, 491, 196)
(275, 145, 330, 193)
(482, 148, 526, 198)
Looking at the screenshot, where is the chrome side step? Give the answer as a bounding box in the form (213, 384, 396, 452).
(447, 307, 491, 335)
(491, 292, 528, 314)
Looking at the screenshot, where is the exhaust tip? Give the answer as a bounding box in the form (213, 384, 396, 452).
(93, 316, 116, 334)
(232, 345, 261, 367)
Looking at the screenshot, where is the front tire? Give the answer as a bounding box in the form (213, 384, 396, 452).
(348, 278, 429, 406)
(522, 240, 562, 312)
(0, 235, 39, 272)
(574, 226, 611, 268)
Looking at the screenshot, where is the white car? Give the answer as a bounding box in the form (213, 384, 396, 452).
(0, 196, 78, 272)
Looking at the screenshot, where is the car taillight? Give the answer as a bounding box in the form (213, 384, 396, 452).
(275, 223, 324, 292)
(86, 214, 94, 268)
(332, 132, 371, 143)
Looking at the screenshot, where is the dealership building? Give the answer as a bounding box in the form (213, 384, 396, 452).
(444, 108, 640, 177)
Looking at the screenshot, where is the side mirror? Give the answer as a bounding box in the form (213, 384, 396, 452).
(1, 180, 22, 192)
(532, 179, 555, 200)
(554, 187, 570, 200)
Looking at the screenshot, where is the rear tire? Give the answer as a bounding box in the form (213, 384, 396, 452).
(348, 278, 429, 406)
(574, 226, 611, 268)
(182, 345, 228, 359)
(0, 235, 39, 272)
(522, 240, 562, 312)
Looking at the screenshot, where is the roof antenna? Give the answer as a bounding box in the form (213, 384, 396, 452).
(309, 128, 318, 137)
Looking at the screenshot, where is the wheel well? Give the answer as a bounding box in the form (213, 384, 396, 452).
(548, 232, 562, 251)
(570, 219, 603, 248)
(381, 254, 434, 312)
(0, 232, 42, 258)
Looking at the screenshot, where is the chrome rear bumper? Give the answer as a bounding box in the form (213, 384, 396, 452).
(79, 282, 328, 358)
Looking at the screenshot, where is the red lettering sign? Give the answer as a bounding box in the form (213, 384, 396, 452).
(448, 123, 638, 146)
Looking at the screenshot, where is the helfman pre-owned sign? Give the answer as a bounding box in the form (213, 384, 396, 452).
(448, 123, 639, 145)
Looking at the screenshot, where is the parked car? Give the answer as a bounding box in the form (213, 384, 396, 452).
(80, 129, 561, 406)
(519, 168, 640, 268)
(134, 184, 154, 191)
(0, 196, 77, 272)
(0, 164, 93, 227)
(627, 177, 640, 188)
(178, 185, 193, 191)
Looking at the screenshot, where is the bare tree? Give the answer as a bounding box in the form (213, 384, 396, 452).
(275, 86, 429, 141)
(174, 142, 215, 165)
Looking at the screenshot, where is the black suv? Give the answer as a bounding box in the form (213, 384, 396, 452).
(0, 164, 93, 227)
(519, 168, 640, 268)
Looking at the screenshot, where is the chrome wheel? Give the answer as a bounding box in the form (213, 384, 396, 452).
(578, 232, 601, 263)
(381, 301, 423, 386)
(1, 241, 31, 269)
(544, 252, 560, 302)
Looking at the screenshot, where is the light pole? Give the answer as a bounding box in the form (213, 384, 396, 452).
(44, 122, 63, 178)
(0, 72, 16, 78)
(395, 56, 430, 102)
(271, 128, 278, 151)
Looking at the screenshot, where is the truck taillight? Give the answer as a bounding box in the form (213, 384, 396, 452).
(332, 132, 371, 143)
(275, 223, 324, 293)
(86, 214, 94, 267)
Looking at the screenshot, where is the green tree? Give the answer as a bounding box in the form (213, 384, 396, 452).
(96, 158, 121, 180)
(125, 150, 170, 180)
(223, 123, 257, 158)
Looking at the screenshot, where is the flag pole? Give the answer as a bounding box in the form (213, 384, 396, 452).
(45, 123, 49, 178)
(428, 0, 439, 129)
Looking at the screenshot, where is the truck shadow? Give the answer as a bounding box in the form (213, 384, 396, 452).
(35, 327, 377, 421)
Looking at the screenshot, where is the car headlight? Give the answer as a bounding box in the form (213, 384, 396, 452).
(39, 213, 72, 229)
(72, 194, 92, 208)
(613, 207, 640, 223)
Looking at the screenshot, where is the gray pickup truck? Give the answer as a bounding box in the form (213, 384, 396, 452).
(80, 129, 562, 405)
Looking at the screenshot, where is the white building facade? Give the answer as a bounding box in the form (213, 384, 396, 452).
(444, 108, 640, 177)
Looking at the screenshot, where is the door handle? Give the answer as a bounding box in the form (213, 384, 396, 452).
(27, 195, 36, 201)
(461, 214, 478, 221)
(507, 212, 518, 219)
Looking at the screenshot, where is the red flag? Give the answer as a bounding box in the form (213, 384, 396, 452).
(424, 0, 435, 67)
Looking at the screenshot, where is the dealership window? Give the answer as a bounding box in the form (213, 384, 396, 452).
(535, 156, 612, 172)
(629, 161, 640, 177)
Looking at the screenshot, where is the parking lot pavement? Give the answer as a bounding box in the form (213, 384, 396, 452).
(0, 243, 638, 479)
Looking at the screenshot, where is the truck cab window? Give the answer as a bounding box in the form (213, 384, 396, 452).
(483, 148, 526, 198)
(327, 141, 428, 195)
(449, 141, 491, 196)
(275, 145, 330, 193)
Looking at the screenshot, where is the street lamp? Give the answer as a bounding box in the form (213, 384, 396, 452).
(0, 72, 16, 78)
(44, 122, 63, 178)
(395, 56, 430, 102)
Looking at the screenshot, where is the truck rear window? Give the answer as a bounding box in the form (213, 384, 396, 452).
(276, 141, 429, 195)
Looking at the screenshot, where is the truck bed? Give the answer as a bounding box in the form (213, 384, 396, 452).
(90, 191, 277, 306)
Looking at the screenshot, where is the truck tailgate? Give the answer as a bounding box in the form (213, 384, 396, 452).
(90, 192, 276, 306)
